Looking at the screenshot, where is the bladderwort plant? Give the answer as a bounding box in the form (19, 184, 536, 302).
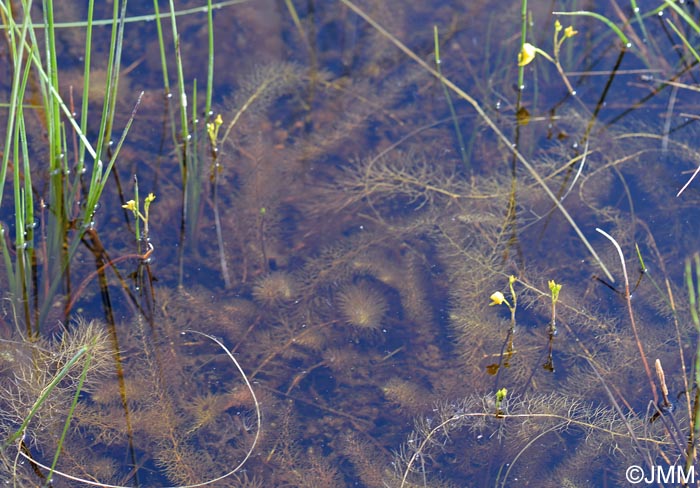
(517, 20, 579, 95)
(488, 275, 518, 376)
(122, 182, 156, 259)
(543, 280, 561, 373)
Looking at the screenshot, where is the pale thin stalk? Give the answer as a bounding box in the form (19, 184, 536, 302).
(0, 1, 247, 29)
(595, 228, 658, 403)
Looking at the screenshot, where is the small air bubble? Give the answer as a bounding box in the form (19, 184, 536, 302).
(634, 7, 639, 12)
(625, 42, 632, 48)
(658, 11, 663, 16)
(570, 90, 576, 96)
(495, 100, 501, 110)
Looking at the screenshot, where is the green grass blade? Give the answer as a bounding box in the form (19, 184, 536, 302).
(46, 346, 93, 483)
(206, 0, 215, 117)
(0, 1, 33, 206)
(517, 0, 527, 90)
(77, 0, 95, 176)
(152, 0, 171, 94)
(663, 0, 700, 34)
(664, 18, 700, 64)
(629, 0, 649, 42)
(433, 26, 469, 172)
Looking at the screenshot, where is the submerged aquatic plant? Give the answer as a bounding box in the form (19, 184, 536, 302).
(4, 0, 700, 486)
(336, 281, 389, 332)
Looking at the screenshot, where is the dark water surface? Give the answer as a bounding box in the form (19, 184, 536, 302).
(2, 1, 700, 486)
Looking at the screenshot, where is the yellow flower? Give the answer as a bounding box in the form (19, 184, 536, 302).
(122, 200, 136, 212)
(489, 291, 506, 306)
(564, 26, 578, 38)
(518, 43, 537, 67)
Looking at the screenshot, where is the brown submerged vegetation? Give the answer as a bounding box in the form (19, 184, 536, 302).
(3, 0, 700, 487)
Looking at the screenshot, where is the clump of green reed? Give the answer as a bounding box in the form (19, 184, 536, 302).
(152, 0, 219, 286)
(0, 1, 228, 485)
(1, 1, 139, 336)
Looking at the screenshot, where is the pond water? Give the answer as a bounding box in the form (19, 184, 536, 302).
(2, 1, 700, 487)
